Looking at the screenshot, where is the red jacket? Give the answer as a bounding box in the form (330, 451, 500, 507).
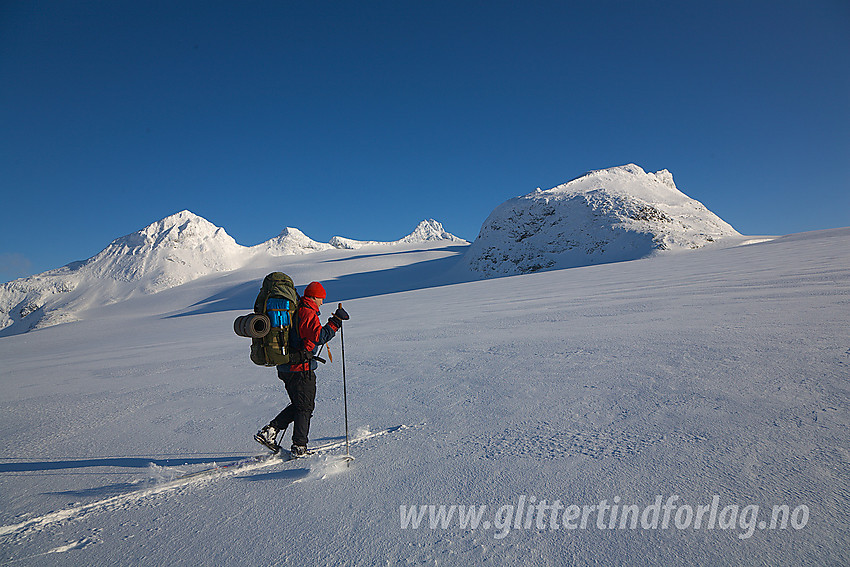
(298, 298, 339, 352)
(280, 297, 339, 372)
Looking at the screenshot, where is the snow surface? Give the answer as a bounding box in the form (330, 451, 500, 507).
(466, 164, 742, 277)
(1, 227, 848, 565)
(0, 215, 464, 335)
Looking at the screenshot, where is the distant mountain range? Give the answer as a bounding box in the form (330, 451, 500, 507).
(1, 164, 748, 334)
(0, 214, 465, 334)
(260, 218, 464, 255)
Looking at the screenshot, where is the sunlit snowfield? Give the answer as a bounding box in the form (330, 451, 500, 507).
(1, 229, 848, 566)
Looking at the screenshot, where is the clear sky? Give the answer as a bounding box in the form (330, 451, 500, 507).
(1, 0, 848, 280)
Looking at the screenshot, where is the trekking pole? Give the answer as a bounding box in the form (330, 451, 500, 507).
(339, 303, 353, 464)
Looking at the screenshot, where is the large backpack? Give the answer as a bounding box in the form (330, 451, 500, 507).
(241, 272, 302, 366)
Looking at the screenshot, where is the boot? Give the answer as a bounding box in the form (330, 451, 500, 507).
(290, 444, 309, 458)
(254, 423, 281, 453)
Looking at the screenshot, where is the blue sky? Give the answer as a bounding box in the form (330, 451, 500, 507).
(1, 0, 848, 280)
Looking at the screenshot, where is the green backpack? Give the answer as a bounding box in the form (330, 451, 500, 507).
(246, 272, 301, 366)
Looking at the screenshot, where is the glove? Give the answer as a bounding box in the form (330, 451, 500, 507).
(328, 304, 349, 329)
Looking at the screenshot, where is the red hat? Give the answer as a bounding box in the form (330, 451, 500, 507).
(304, 281, 326, 299)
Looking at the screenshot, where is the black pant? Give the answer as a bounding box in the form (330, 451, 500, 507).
(271, 370, 317, 446)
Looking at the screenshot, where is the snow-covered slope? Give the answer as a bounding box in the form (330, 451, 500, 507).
(0, 214, 463, 335)
(0, 228, 847, 566)
(0, 211, 246, 333)
(466, 164, 741, 277)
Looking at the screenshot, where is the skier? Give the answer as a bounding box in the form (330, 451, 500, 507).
(254, 281, 350, 456)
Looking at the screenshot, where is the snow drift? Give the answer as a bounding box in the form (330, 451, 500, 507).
(465, 164, 741, 277)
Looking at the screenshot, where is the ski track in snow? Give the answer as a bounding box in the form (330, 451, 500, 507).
(0, 537, 99, 565)
(0, 425, 410, 541)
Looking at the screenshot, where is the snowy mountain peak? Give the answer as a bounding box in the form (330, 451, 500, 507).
(329, 220, 467, 250)
(84, 210, 244, 284)
(256, 227, 334, 256)
(552, 164, 691, 205)
(466, 164, 740, 277)
(0, 211, 247, 333)
(278, 227, 304, 238)
(400, 219, 466, 244)
(105, 210, 239, 255)
(141, 209, 211, 233)
(653, 168, 677, 189)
